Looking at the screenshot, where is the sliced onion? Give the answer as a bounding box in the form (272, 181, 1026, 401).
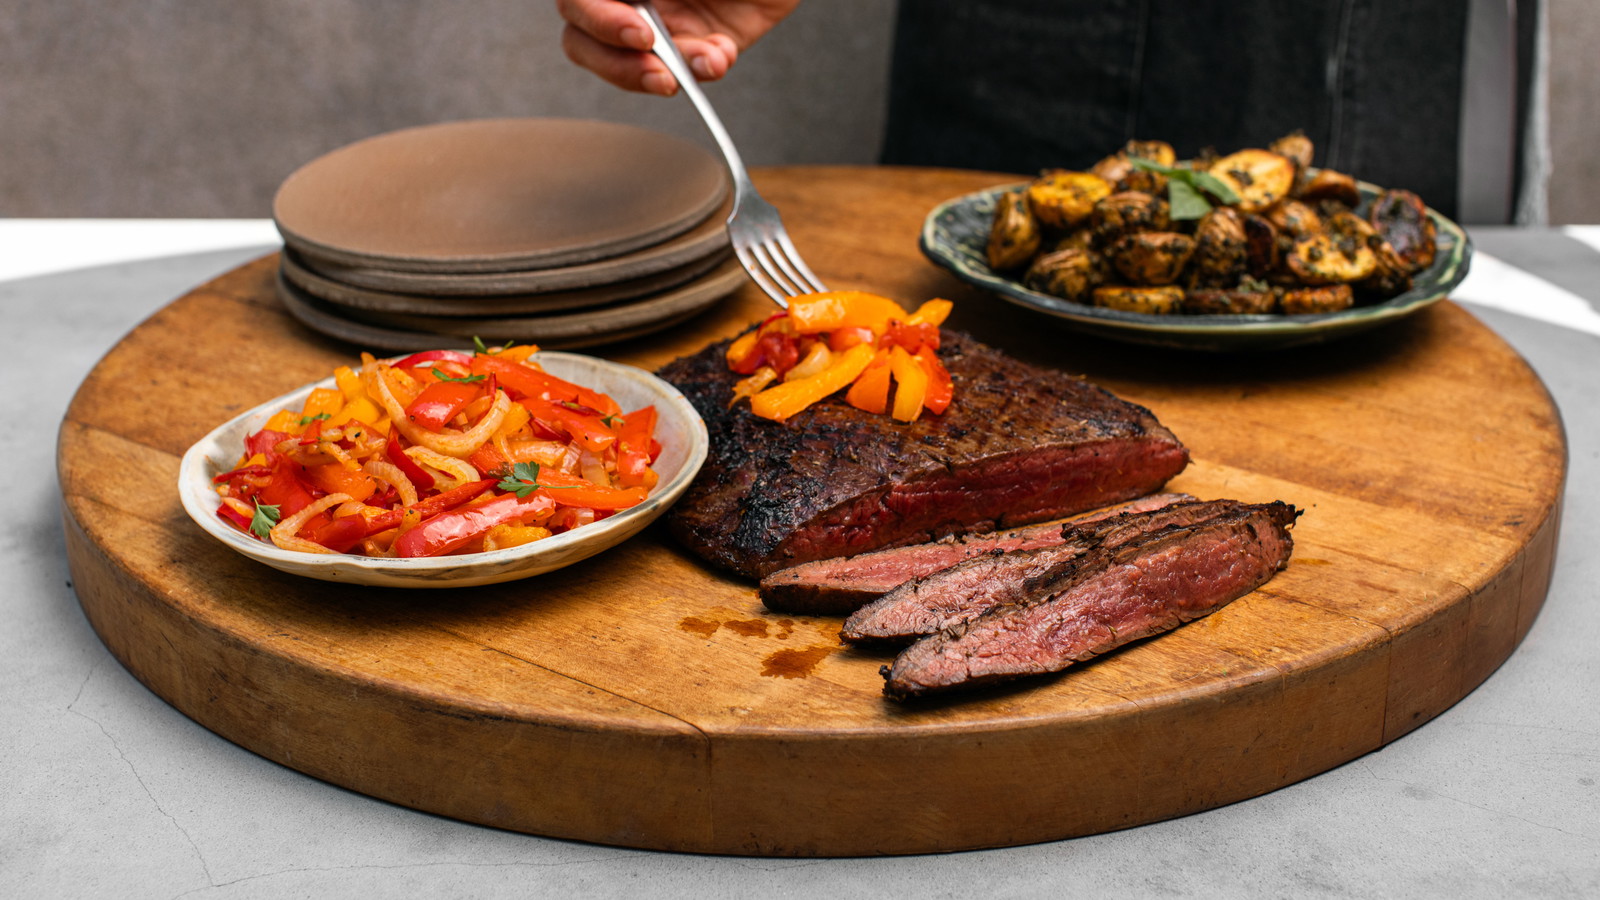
(404, 446, 481, 489)
(269, 493, 352, 555)
(365, 359, 511, 458)
(364, 459, 419, 508)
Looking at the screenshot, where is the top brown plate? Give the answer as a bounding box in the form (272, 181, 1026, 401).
(273, 118, 729, 274)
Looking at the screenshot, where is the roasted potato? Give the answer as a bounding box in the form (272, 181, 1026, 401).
(1280, 284, 1354, 314)
(1265, 200, 1323, 238)
(1091, 191, 1170, 240)
(1361, 237, 1414, 299)
(1188, 207, 1248, 287)
(1023, 248, 1102, 303)
(1208, 149, 1297, 213)
(1243, 214, 1281, 278)
(1182, 286, 1278, 315)
(1090, 140, 1177, 192)
(1049, 227, 1096, 254)
(1027, 171, 1113, 229)
(1285, 232, 1376, 284)
(1368, 189, 1437, 274)
(986, 190, 1042, 270)
(1297, 169, 1362, 207)
(1092, 285, 1185, 314)
(1270, 131, 1314, 174)
(1108, 231, 1196, 285)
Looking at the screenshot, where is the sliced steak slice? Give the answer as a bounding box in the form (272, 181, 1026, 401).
(657, 331, 1190, 578)
(843, 498, 1251, 643)
(759, 492, 1194, 615)
(882, 501, 1299, 699)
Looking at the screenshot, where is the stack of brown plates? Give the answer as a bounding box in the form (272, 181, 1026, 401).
(271, 118, 743, 350)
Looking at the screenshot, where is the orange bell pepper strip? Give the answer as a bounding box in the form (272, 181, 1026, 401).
(914, 346, 953, 415)
(786, 292, 910, 335)
(749, 342, 876, 421)
(501, 465, 650, 510)
(845, 350, 892, 414)
(906, 298, 953, 327)
(888, 345, 928, 422)
(305, 462, 378, 503)
(470, 355, 621, 416)
(615, 406, 659, 489)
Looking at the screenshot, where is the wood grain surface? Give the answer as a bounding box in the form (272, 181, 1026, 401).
(57, 167, 1566, 856)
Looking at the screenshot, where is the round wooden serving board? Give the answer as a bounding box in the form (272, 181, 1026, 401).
(59, 167, 1566, 857)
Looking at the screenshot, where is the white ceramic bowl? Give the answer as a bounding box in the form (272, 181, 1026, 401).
(177, 351, 708, 588)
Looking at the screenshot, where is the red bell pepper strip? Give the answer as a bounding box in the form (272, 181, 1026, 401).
(256, 460, 316, 518)
(614, 406, 657, 488)
(384, 431, 435, 491)
(392, 491, 557, 558)
(881, 320, 940, 353)
(470, 356, 621, 416)
(468, 444, 508, 477)
(393, 349, 474, 369)
(308, 514, 371, 553)
(359, 478, 497, 535)
(405, 379, 481, 432)
(212, 464, 272, 486)
(217, 504, 253, 533)
(915, 345, 954, 415)
(518, 398, 618, 453)
(244, 429, 293, 464)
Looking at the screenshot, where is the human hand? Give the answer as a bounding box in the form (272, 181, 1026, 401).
(558, 0, 802, 95)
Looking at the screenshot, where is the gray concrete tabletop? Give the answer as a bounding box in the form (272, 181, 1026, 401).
(4, 224, 1596, 898)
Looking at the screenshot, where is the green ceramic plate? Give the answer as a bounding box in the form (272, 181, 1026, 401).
(920, 178, 1472, 352)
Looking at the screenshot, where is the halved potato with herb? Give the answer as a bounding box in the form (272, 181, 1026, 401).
(1361, 237, 1414, 299)
(1280, 284, 1354, 314)
(1091, 191, 1170, 240)
(1183, 286, 1278, 315)
(1297, 169, 1362, 207)
(1188, 207, 1248, 286)
(1285, 233, 1376, 284)
(1092, 284, 1185, 314)
(1108, 231, 1196, 285)
(1266, 200, 1324, 238)
(1090, 140, 1178, 192)
(1208, 149, 1296, 213)
(1368, 189, 1437, 273)
(1243, 214, 1282, 278)
(1270, 131, 1314, 174)
(1023, 247, 1102, 303)
(1027, 171, 1113, 229)
(986, 190, 1042, 271)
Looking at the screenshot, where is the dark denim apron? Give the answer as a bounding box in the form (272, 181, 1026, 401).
(880, 0, 1480, 218)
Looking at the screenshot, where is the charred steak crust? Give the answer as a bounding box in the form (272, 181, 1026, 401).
(882, 501, 1300, 700)
(657, 331, 1191, 578)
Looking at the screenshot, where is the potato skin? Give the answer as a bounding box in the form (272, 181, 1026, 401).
(1108, 231, 1196, 285)
(1093, 284, 1185, 314)
(1286, 233, 1377, 284)
(1022, 248, 1102, 303)
(1297, 169, 1362, 207)
(1368, 189, 1437, 274)
(1280, 284, 1354, 314)
(986, 190, 1042, 271)
(1183, 287, 1278, 315)
(1361, 237, 1414, 299)
(1091, 191, 1170, 241)
(1027, 171, 1114, 229)
(1265, 200, 1323, 238)
(1243, 214, 1281, 278)
(1270, 131, 1314, 173)
(1188, 207, 1248, 287)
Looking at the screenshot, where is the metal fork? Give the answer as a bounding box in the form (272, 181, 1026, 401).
(630, 1, 826, 308)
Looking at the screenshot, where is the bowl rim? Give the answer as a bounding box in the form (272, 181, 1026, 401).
(176, 350, 708, 583)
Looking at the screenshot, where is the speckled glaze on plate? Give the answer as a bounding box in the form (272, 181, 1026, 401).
(177, 352, 709, 588)
(920, 177, 1472, 352)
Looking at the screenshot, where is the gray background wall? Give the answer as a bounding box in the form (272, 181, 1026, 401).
(1, 0, 1596, 223)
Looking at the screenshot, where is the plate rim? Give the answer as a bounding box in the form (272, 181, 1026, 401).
(919, 175, 1472, 349)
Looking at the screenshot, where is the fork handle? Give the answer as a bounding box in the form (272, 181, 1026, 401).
(628, 1, 755, 200)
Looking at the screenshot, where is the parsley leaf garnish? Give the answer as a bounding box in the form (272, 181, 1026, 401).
(298, 413, 330, 425)
(472, 335, 515, 356)
(430, 367, 486, 384)
(249, 502, 281, 538)
(495, 461, 580, 497)
(1128, 156, 1241, 219)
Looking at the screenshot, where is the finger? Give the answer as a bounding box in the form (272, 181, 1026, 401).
(561, 25, 676, 95)
(555, 0, 653, 51)
(684, 33, 740, 81)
